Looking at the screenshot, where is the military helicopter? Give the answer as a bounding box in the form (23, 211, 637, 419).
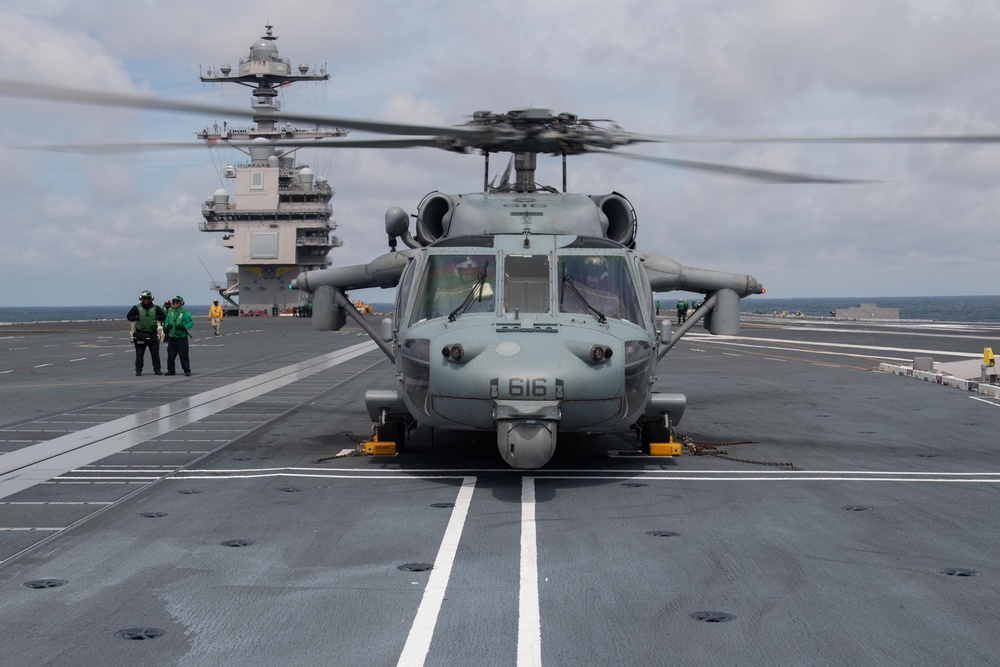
(0, 78, 975, 468)
(288, 108, 779, 469)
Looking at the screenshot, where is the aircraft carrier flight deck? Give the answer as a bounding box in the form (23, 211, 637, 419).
(1, 314, 999, 666)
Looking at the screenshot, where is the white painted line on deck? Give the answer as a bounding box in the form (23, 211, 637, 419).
(519, 476, 542, 667)
(969, 396, 1000, 408)
(397, 476, 476, 667)
(1, 501, 112, 505)
(0, 341, 378, 500)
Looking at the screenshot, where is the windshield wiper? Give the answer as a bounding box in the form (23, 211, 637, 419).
(560, 269, 607, 324)
(448, 260, 490, 322)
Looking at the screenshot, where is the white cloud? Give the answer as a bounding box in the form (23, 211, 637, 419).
(1, 0, 1000, 306)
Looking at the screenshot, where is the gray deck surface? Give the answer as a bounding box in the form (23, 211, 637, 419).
(2, 314, 999, 666)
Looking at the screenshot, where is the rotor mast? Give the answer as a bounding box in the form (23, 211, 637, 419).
(513, 152, 537, 192)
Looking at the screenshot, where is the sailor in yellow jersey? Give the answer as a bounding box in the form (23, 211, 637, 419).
(209, 299, 224, 336)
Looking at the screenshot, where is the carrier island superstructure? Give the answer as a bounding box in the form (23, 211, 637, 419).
(198, 26, 343, 315)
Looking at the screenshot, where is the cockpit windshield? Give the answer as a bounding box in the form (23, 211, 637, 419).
(503, 255, 550, 314)
(409, 254, 496, 324)
(558, 254, 644, 325)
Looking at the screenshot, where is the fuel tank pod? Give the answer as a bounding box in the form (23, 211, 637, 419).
(703, 288, 741, 335)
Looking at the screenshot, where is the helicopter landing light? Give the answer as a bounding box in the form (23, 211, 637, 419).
(590, 345, 613, 363)
(443, 343, 465, 362)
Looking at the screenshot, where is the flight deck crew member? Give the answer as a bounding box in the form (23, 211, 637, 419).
(164, 295, 194, 376)
(126, 290, 166, 376)
(209, 299, 224, 335)
(676, 298, 689, 324)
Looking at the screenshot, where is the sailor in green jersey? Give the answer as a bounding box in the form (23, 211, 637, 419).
(163, 295, 194, 376)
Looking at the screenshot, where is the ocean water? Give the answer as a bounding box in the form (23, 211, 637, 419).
(2, 296, 999, 324)
(740, 295, 1000, 323)
(0, 305, 211, 324)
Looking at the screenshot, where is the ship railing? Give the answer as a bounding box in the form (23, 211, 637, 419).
(199, 220, 235, 232)
(296, 236, 334, 246)
(239, 55, 292, 68)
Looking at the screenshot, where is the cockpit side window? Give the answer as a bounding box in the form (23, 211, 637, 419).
(634, 256, 654, 325)
(558, 254, 644, 325)
(503, 255, 551, 314)
(409, 254, 496, 324)
(395, 258, 417, 323)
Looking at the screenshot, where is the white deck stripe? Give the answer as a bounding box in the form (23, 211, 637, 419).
(518, 476, 542, 667)
(0, 341, 377, 500)
(396, 476, 476, 667)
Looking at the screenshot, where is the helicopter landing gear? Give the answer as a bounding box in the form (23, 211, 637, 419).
(638, 417, 682, 457)
(374, 410, 409, 453)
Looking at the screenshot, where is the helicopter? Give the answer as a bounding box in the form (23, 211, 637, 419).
(287, 109, 775, 469)
(1, 78, 985, 468)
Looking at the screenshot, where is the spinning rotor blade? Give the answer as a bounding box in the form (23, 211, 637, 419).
(14, 137, 444, 155)
(15, 142, 220, 154)
(268, 137, 443, 149)
(599, 149, 871, 184)
(0, 79, 483, 141)
(666, 134, 1000, 145)
(6, 77, 984, 181)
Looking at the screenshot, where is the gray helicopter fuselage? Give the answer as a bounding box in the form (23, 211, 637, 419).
(394, 232, 657, 438)
(296, 188, 760, 468)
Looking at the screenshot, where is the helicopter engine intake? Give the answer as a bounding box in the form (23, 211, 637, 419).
(416, 192, 456, 244)
(589, 192, 637, 247)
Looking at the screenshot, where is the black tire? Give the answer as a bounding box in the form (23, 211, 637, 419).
(640, 419, 671, 453)
(376, 419, 406, 452)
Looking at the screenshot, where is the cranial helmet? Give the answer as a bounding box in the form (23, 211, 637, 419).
(140, 290, 153, 300)
(583, 256, 607, 276)
(172, 295, 184, 305)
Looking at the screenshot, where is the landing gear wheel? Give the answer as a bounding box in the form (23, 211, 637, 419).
(640, 419, 672, 454)
(375, 418, 407, 453)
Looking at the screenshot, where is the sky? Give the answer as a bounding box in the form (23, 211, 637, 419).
(2, 0, 1000, 307)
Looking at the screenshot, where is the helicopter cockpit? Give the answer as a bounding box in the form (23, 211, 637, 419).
(402, 241, 647, 328)
(408, 254, 497, 323)
(557, 254, 644, 325)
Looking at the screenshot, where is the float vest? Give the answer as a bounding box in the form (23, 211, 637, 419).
(135, 304, 158, 332)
